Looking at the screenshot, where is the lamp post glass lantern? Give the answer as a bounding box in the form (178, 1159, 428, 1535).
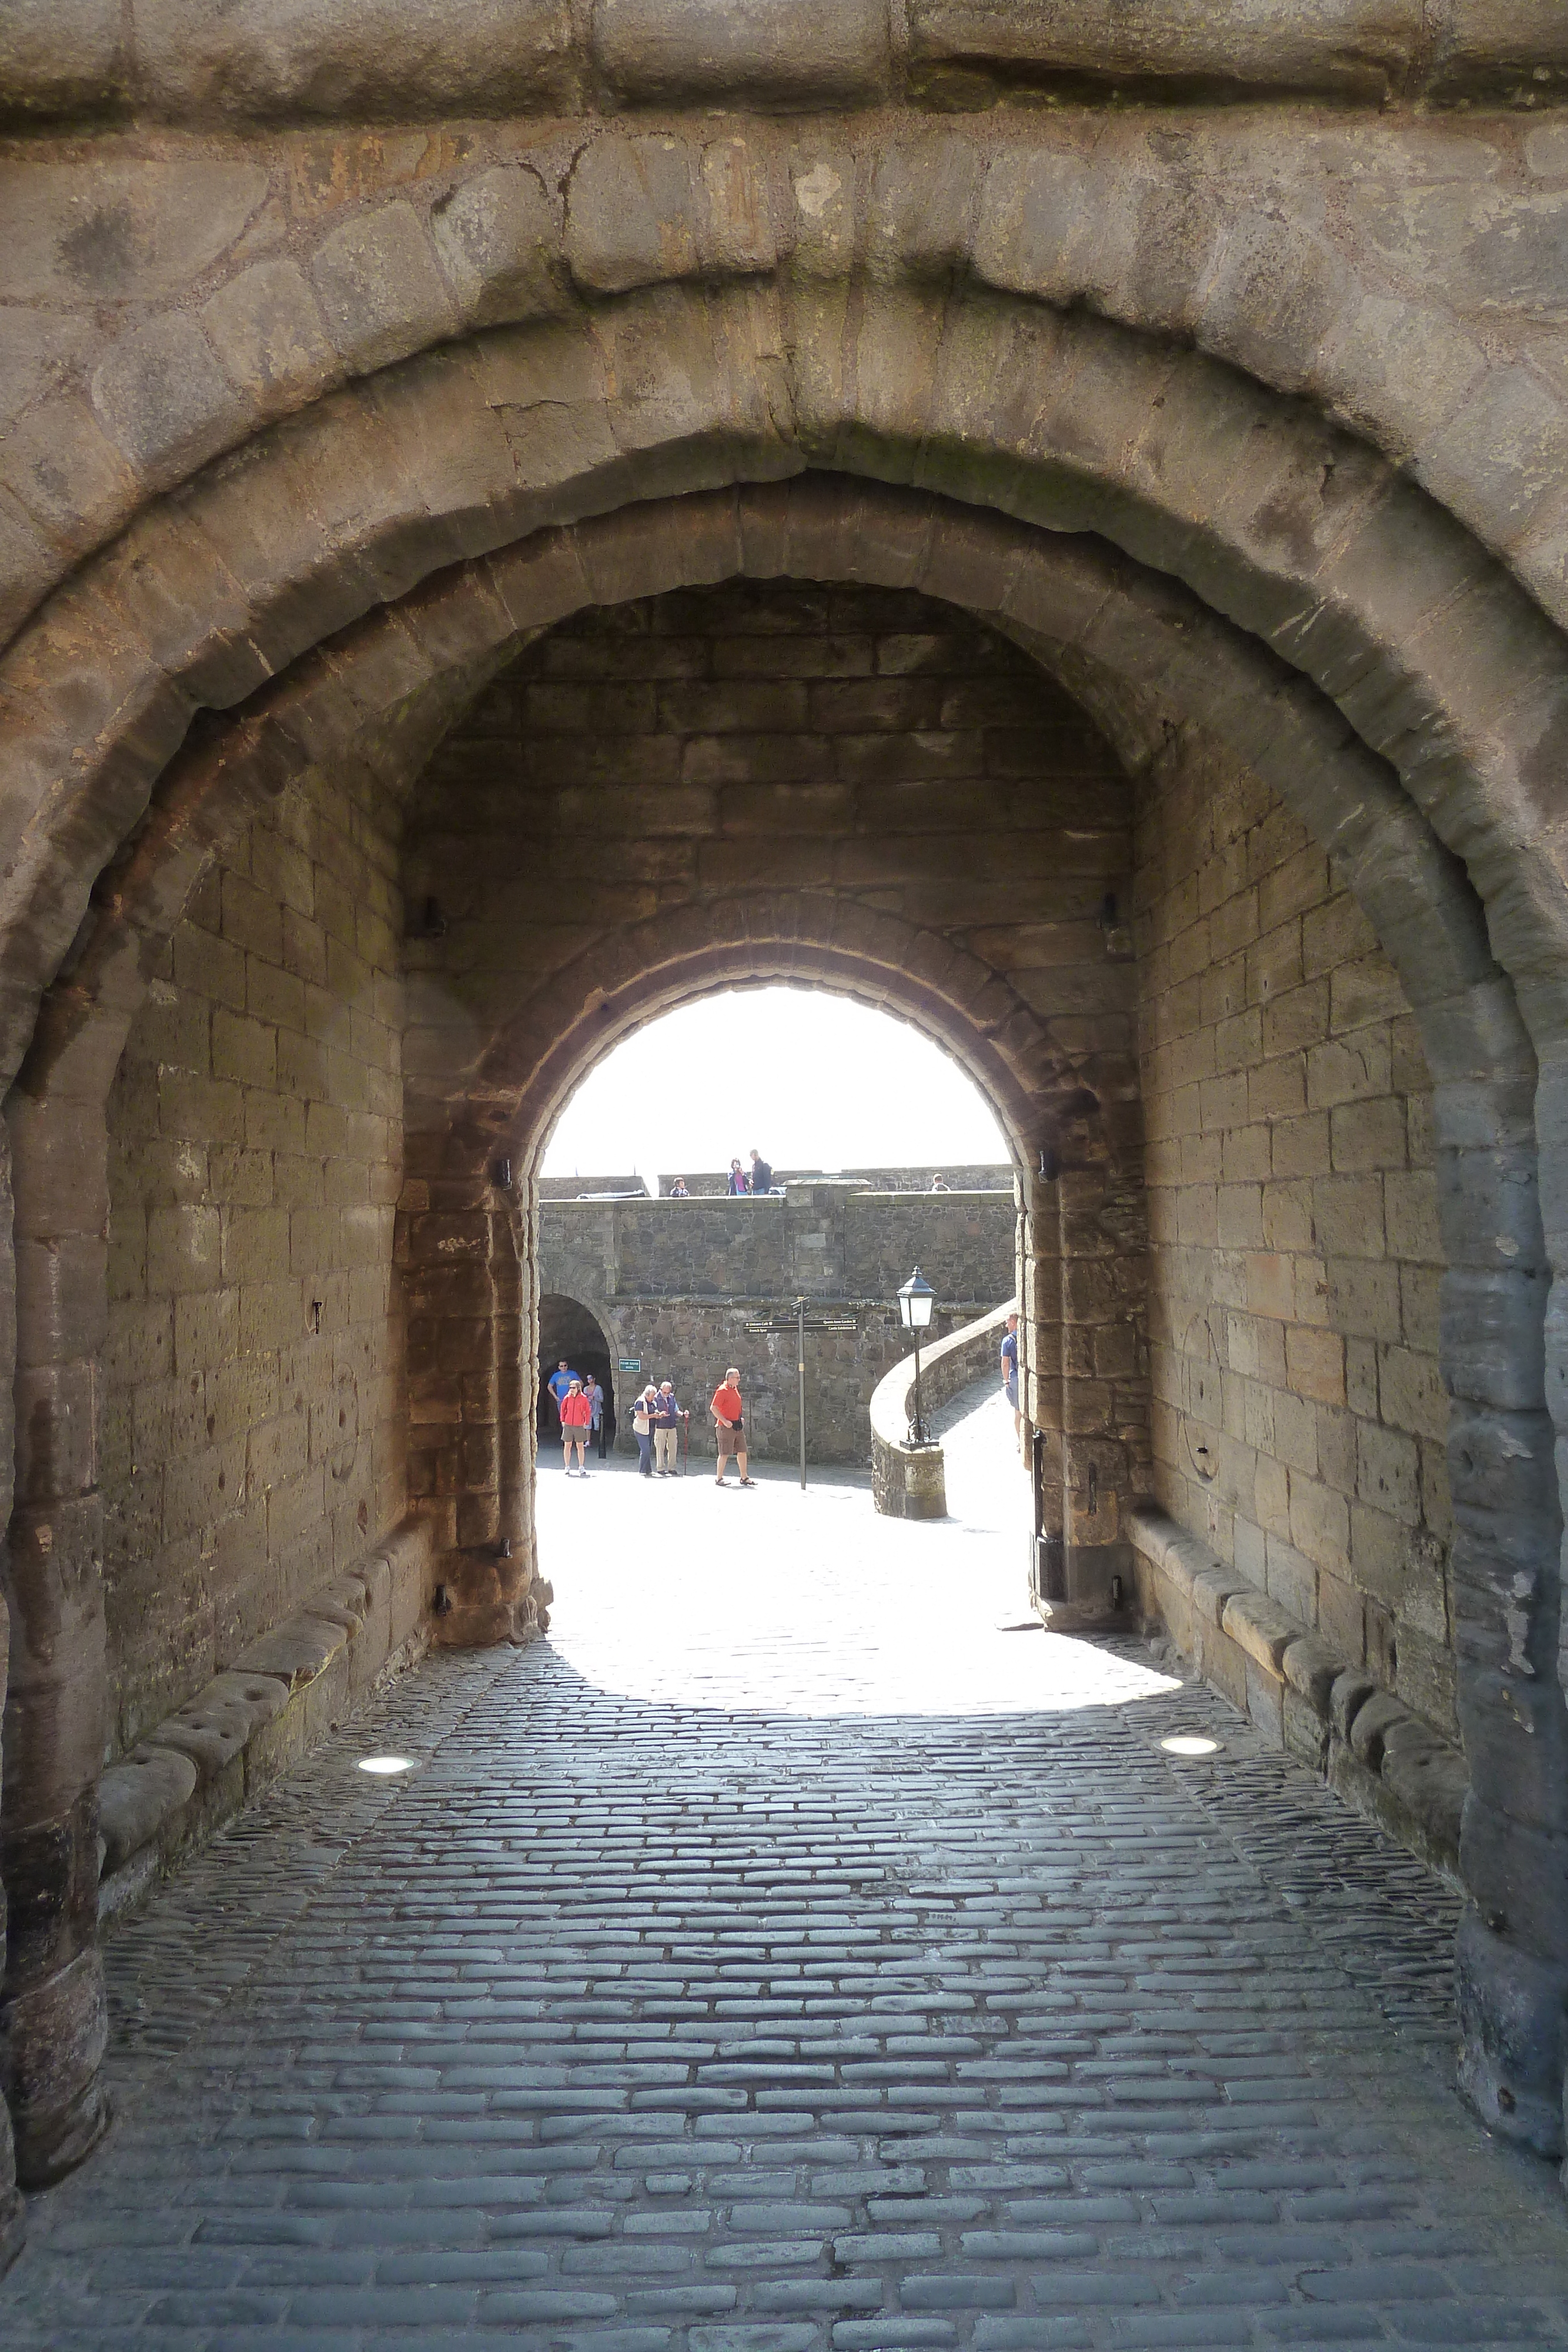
(898, 1267, 936, 1446)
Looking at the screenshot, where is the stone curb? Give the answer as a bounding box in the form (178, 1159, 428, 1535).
(1128, 1503, 1466, 1885)
(96, 1519, 433, 1922)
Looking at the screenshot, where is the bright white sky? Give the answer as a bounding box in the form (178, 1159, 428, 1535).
(542, 987, 1010, 1187)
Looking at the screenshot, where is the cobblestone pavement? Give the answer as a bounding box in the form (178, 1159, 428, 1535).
(5, 1389, 1568, 2347)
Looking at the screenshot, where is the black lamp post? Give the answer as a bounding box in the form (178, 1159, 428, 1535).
(898, 1266, 936, 1446)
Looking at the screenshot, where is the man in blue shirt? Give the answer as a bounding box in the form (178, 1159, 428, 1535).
(1000, 1312, 1021, 1443)
(547, 1359, 578, 1436)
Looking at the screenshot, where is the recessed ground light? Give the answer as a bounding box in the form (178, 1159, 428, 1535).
(357, 1755, 415, 1775)
(1160, 1734, 1222, 1757)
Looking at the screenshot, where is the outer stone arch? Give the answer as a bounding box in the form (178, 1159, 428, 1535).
(1, 459, 1564, 2180)
(4, 281, 1568, 1094)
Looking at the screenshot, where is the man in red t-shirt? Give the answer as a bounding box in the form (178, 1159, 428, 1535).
(559, 1377, 593, 1477)
(710, 1367, 753, 1487)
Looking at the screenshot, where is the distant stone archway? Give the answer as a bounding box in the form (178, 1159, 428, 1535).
(536, 1292, 617, 1455)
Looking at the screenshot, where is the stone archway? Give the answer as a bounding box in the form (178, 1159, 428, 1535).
(536, 1293, 617, 1456)
(0, 400, 1562, 2180)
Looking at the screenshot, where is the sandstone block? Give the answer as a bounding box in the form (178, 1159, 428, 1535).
(1330, 1668, 1378, 1742)
(593, 0, 890, 106)
(1348, 1687, 1408, 1771)
(1189, 1562, 1245, 1630)
(96, 1745, 198, 1875)
(1281, 1631, 1340, 1715)
(431, 166, 560, 329)
(0, 156, 269, 306)
(202, 259, 337, 417)
(142, 1671, 289, 1782)
(310, 203, 459, 375)
(1282, 1683, 1330, 1770)
(91, 312, 252, 487)
(1221, 1586, 1299, 1675)
(231, 1613, 349, 1690)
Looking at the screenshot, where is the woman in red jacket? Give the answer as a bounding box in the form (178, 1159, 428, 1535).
(559, 1377, 593, 1478)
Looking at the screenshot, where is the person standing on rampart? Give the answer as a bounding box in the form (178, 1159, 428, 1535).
(750, 1148, 774, 1194)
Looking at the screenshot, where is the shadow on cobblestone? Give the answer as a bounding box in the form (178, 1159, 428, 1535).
(2, 1397, 1566, 2348)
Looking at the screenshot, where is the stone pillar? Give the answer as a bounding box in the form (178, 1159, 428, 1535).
(1442, 1057, 1568, 2157)
(0, 1572, 21, 2271)
(1022, 1115, 1149, 1621)
(1, 1084, 111, 2186)
(1020, 1161, 1066, 1573)
(400, 1139, 535, 1646)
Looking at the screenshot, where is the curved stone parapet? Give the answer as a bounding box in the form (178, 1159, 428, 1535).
(871, 1298, 1017, 1521)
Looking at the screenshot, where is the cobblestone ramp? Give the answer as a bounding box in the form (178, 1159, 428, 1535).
(4, 1432, 1568, 2346)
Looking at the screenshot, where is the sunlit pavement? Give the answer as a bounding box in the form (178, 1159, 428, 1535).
(5, 1388, 1568, 2347)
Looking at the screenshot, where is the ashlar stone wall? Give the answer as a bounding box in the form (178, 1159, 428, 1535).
(102, 771, 406, 1757)
(1137, 742, 1454, 1738)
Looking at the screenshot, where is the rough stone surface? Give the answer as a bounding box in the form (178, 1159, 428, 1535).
(0, 26, 1562, 2227)
(103, 770, 406, 1758)
(1136, 735, 1457, 1741)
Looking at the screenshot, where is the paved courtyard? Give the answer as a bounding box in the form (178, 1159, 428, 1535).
(4, 1387, 1568, 2346)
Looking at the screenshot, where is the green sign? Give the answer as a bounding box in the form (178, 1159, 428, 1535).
(618, 1358, 641, 1373)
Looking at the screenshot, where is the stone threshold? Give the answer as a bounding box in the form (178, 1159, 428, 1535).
(1128, 1505, 1466, 1887)
(96, 1520, 434, 1925)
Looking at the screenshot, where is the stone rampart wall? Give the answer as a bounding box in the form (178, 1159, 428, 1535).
(656, 1165, 1015, 1198)
(102, 774, 406, 1758)
(540, 1180, 1014, 1464)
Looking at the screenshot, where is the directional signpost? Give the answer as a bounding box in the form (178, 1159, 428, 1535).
(746, 1296, 858, 1489)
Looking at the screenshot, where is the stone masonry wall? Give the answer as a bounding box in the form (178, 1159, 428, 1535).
(540, 1182, 1014, 1465)
(1136, 742, 1455, 1737)
(404, 574, 1141, 1588)
(101, 774, 406, 1758)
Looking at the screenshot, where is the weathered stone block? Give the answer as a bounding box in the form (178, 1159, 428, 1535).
(230, 1612, 349, 1690)
(202, 259, 338, 417)
(142, 1671, 289, 1782)
(310, 204, 459, 375)
(1330, 1668, 1378, 1743)
(91, 313, 252, 487)
(1348, 1688, 1407, 1771)
(96, 1745, 196, 1875)
(431, 166, 561, 329)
